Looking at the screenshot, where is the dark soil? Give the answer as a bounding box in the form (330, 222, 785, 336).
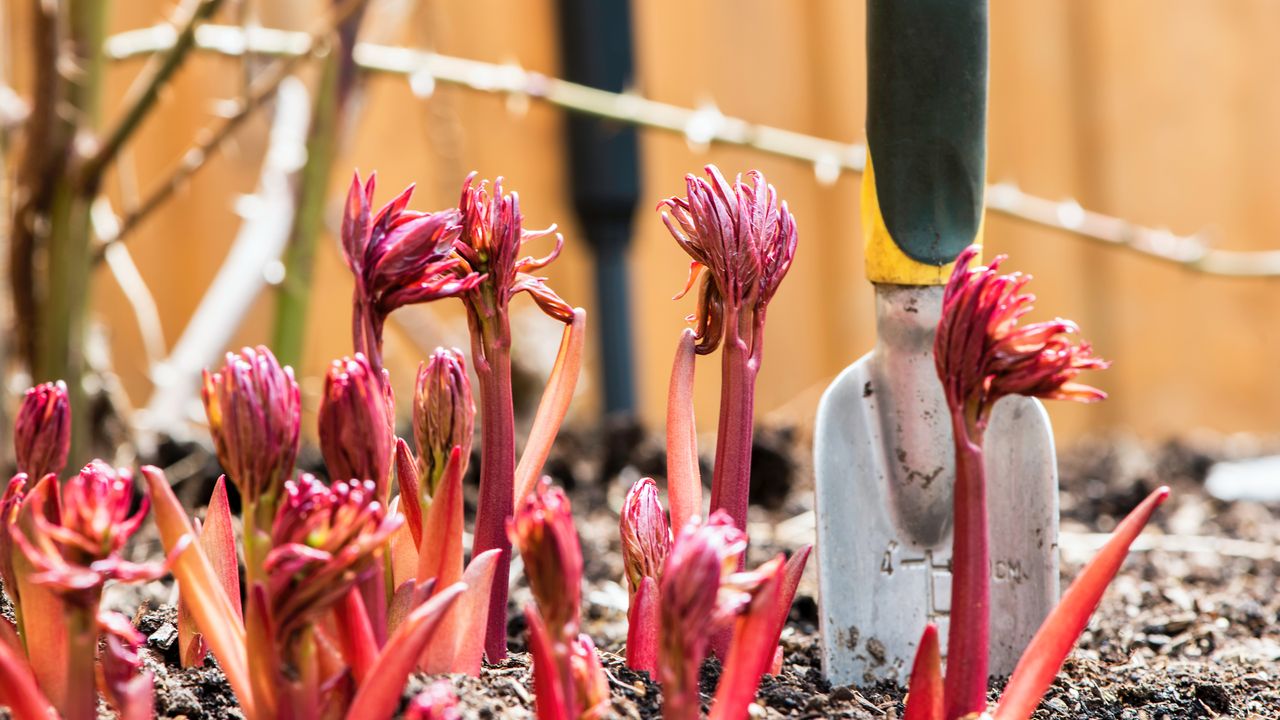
(6, 427, 1280, 719)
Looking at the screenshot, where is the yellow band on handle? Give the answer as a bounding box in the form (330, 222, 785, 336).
(862, 153, 985, 285)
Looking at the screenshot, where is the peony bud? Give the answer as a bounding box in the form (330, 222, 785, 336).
(266, 475, 401, 640)
(619, 478, 670, 600)
(508, 479, 583, 638)
(202, 346, 301, 509)
(658, 166, 798, 355)
(658, 511, 750, 719)
(342, 172, 482, 365)
(14, 381, 70, 479)
(453, 174, 575, 324)
(12, 462, 161, 603)
(935, 246, 1109, 443)
(413, 348, 474, 496)
(318, 354, 394, 498)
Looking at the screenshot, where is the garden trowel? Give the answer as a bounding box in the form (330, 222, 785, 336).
(813, 0, 1059, 686)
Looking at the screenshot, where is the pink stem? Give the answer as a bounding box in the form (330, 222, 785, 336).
(336, 589, 379, 684)
(471, 314, 516, 661)
(625, 576, 659, 673)
(666, 329, 701, 533)
(514, 309, 585, 503)
(943, 419, 990, 720)
(709, 308, 757, 533)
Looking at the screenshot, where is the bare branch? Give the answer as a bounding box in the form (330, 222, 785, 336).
(81, 0, 227, 190)
(94, 0, 368, 259)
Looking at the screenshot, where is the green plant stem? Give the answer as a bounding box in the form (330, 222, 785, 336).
(32, 0, 106, 464)
(285, 626, 320, 720)
(271, 47, 341, 368)
(242, 499, 278, 720)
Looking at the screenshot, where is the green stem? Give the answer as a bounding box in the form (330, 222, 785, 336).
(34, 0, 107, 464)
(285, 626, 320, 720)
(242, 499, 279, 720)
(270, 40, 341, 368)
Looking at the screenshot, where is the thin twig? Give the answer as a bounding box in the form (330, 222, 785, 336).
(80, 0, 226, 190)
(94, 0, 367, 259)
(106, 23, 1280, 278)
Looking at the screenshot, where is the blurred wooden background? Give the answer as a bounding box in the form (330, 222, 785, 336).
(7, 0, 1280, 443)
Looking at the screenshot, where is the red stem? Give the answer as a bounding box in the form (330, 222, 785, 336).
(625, 576, 659, 673)
(470, 313, 515, 661)
(709, 308, 757, 533)
(63, 602, 97, 720)
(943, 417, 990, 720)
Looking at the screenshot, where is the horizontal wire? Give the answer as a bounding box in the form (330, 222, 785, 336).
(105, 23, 1280, 278)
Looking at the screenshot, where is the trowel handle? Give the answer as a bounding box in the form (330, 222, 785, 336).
(863, 0, 988, 286)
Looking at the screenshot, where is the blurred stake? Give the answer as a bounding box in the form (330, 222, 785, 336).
(271, 0, 370, 369)
(556, 0, 640, 415)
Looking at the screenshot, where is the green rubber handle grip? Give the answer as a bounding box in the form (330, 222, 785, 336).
(866, 0, 988, 267)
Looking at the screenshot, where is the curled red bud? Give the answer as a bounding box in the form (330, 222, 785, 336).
(202, 346, 301, 508)
(413, 348, 474, 496)
(267, 475, 401, 641)
(12, 463, 162, 602)
(659, 511, 750, 719)
(342, 172, 482, 363)
(454, 173, 575, 324)
(658, 165, 798, 354)
(936, 246, 1110, 442)
(318, 354, 395, 497)
(509, 479, 583, 638)
(620, 478, 670, 600)
(14, 381, 70, 479)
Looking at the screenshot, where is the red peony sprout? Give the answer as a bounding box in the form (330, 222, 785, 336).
(201, 346, 301, 517)
(317, 353, 395, 499)
(658, 165, 798, 533)
(510, 480, 609, 719)
(452, 173, 582, 659)
(14, 381, 70, 480)
(931, 245, 1114, 719)
(413, 347, 474, 497)
(341, 172, 481, 372)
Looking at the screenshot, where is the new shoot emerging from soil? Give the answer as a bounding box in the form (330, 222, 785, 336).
(510, 479, 609, 720)
(658, 166, 798, 533)
(919, 244, 1154, 720)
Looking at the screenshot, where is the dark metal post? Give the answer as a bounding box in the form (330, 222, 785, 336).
(556, 0, 640, 415)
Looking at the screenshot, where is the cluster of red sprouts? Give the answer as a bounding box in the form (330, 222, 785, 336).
(0, 170, 1166, 720)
